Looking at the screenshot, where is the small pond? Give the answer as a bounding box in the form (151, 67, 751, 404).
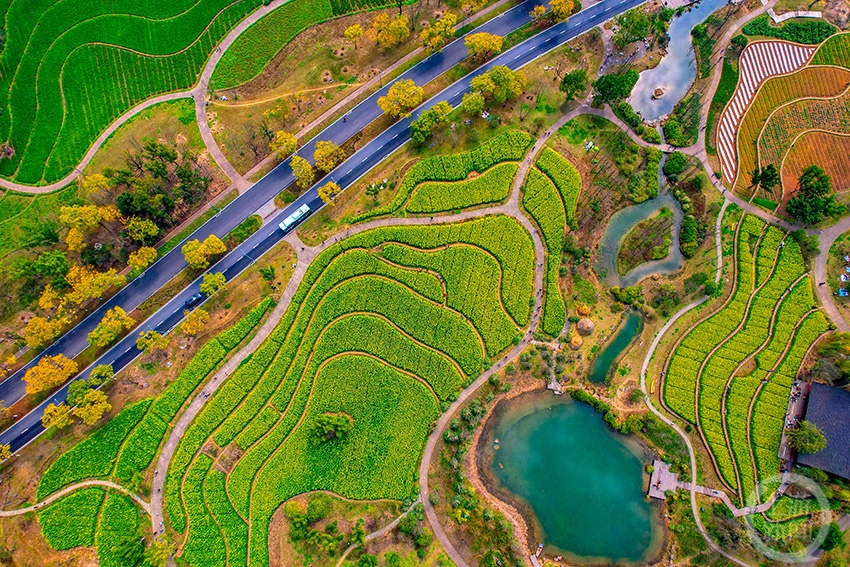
(587, 310, 643, 384)
(483, 393, 662, 564)
(595, 157, 685, 288)
(628, 0, 731, 120)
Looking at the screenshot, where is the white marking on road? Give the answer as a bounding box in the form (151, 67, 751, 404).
(346, 168, 353, 175)
(361, 157, 368, 163)
(392, 133, 399, 139)
(605, 5, 613, 11)
(514, 53, 522, 60)
(559, 29, 567, 35)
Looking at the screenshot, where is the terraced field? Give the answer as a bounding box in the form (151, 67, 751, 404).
(782, 131, 850, 195)
(662, 214, 826, 505)
(351, 131, 533, 222)
(157, 215, 534, 567)
(520, 148, 582, 338)
(731, 66, 850, 198)
(34, 300, 274, 563)
(759, 86, 850, 172)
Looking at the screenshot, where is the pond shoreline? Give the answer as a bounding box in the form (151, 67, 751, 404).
(468, 383, 668, 566)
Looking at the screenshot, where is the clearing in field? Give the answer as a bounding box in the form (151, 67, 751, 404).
(662, 214, 826, 513)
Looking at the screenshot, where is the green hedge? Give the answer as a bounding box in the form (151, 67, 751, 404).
(742, 15, 836, 44)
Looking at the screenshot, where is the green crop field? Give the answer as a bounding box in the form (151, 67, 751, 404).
(0, 0, 402, 185)
(211, 0, 399, 89)
(662, 214, 826, 509)
(522, 169, 566, 337)
(352, 130, 533, 222)
(34, 300, 274, 559)
(0, 0, 269, 185)
(156, 214, 533, 567)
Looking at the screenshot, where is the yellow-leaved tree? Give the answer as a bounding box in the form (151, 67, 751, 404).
(181, 308, 210, 336)
(182, 234, 226, 270)
(313, 141, 345, 173)
(23, 354, 78, 395)
(550, 0, 574, 21)
(344, 24, 364, 49)
(371, 14, 410, 48)
(42, 403, 72, 429)
(378, 79, 424, 119)
(73, 390, 112, 425)
(87, 306, 135, 348)
(464, 32, 503, 62)
(200, 272, 227, 296)
(470, 66, 526, 104)
(318, 182, 343, 205)
(128, 247, 158, 272)
(137, 330, 168, 354)
(420, 13, 457, 53)
(63, 264, 125, 307)
(0, 444, 10, 461)
(124, 217, 160, 243)
(270, 131, 298, 160)
(291, 155, 315, 189)
(24, 316, 66, 349)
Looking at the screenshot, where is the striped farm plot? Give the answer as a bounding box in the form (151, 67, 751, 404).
(758, 86, 850, 171)
(662, 213, 825, 507)
(716, 41, 816, 185)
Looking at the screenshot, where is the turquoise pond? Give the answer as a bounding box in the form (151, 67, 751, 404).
(483, 393, 661, 564)
(588, 310, 643, 384)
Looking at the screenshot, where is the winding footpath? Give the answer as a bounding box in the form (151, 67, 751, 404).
(148, 189, 548, 550)
(0, 479, 149, 517)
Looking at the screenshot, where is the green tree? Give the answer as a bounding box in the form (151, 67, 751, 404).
(67, 379, 92, 406)
(758, 163, 780, 193)
(592, 69, 639, 104)
(787, 165, 836, 225)
(559, 69, 587, 101)
(470, 66, 526, 104)
(460, 92, 485, 116)
(823, 522, 846, 552)
(358, 554, 379, 567)
(410, 101, 453, 146)
(312, 412, 354, 442)
(787, 420, 827, 454)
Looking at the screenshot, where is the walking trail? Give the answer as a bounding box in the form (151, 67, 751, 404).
(0, 479, 149, 517)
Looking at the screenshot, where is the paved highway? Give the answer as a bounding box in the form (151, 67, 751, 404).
(0, 0, 646, 452)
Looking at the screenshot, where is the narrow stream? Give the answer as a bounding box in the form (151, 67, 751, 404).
(628, 0, 731, 120)
(595, 153, 685, 288)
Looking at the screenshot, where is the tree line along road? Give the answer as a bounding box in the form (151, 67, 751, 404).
(0, 0, 649, 454)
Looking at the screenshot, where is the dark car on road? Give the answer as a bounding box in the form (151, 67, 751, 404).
(185, 293, 203, 308)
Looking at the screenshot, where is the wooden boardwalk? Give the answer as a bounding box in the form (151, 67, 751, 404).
(647, 460, 791, 518)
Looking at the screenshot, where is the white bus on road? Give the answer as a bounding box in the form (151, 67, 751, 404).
(279, 204, 311, 232)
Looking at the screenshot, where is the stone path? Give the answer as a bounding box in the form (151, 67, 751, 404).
(0, 479, 149, 517)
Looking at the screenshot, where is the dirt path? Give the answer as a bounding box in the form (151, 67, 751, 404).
(0, 479, 149, 517)
(333, 496, 422, 567)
